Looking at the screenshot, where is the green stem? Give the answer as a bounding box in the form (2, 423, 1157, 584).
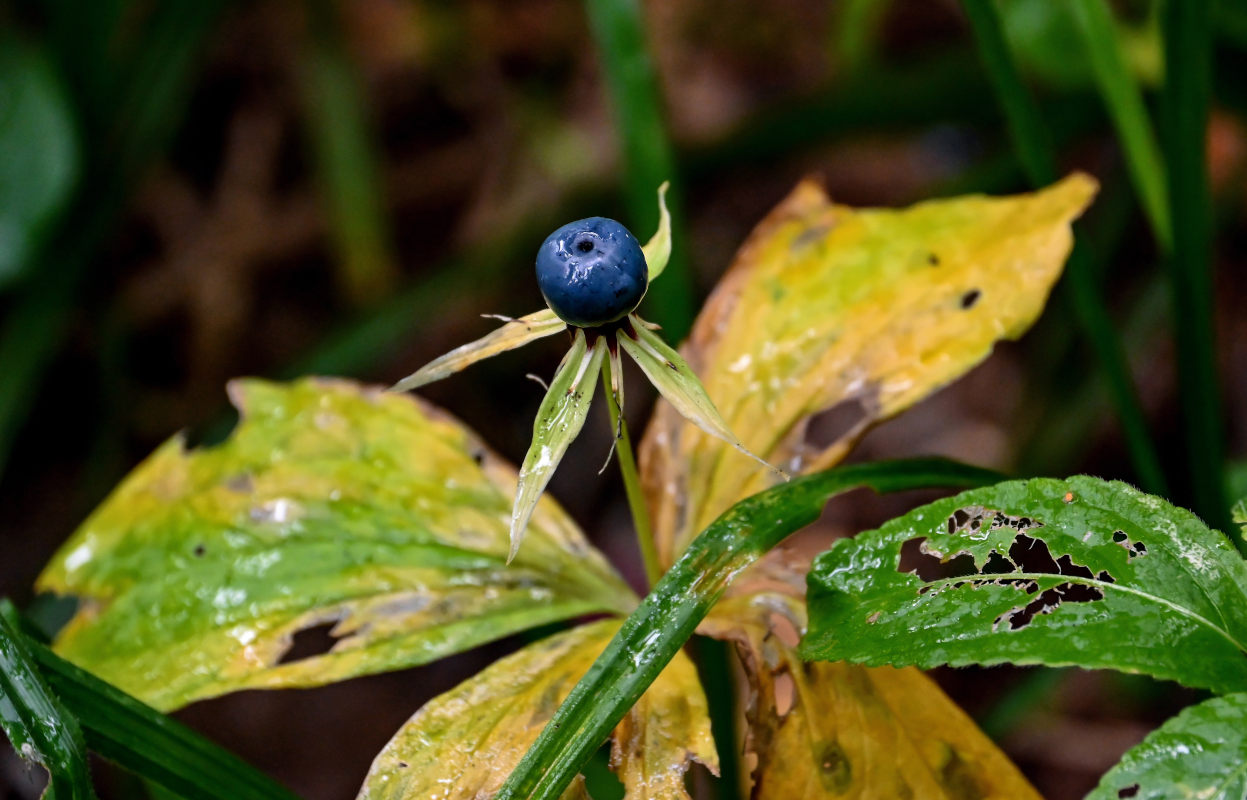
(1161, 0, 1237, 548)
(959, 0, 1169, 497)
(600, 361, 662, 587)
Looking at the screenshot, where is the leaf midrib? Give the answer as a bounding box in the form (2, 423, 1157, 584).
(911, 572, 1247, 655)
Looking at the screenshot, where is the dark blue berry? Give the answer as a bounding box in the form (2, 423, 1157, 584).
(535, 217, 648, 328)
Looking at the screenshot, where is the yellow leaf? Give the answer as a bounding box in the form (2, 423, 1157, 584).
(700, 593, 1040, 800)
(37, 378, 634, 710)
(640, 174, 1097, 566)
(357, 620, 716, 800)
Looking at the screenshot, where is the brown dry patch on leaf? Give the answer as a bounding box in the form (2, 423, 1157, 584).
(700, 594, 1041, 800)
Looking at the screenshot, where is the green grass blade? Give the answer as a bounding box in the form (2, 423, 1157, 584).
(1070, 0, 1172, 250)
(959, 0, 1168, 496)
(584, 0, 694, 338)
(1161, 0, 1235, 546)
(496, 458, 1002, 799)
(0, 605, 95, 800)
(1, 603, 301, 800)
(301, 0, 398, 305)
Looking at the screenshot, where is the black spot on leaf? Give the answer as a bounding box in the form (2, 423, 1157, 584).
(960, 289, 981, 309)
(814, 741, 852, 792)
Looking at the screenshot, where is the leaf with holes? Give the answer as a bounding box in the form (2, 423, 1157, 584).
(700, 593, 1040, 800)
(802, 476, 1247, 694)
(1087, 693, 1247, 800)
(356, 619, 715, 800)
(37, 378, 634, 710)
(639, 173, 1097, 567)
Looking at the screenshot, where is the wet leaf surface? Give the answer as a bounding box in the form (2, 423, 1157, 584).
(38, 378, 633, 710)
(701, 593, 1039, 800)
(1086, 692, 1247, 800)
(357, 619, 714, 800)
(640, 174, 1097, 566)
(803, 476, 1247, 693)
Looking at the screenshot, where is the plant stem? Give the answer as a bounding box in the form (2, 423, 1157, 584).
(959, 0, 1169, 497)
(1161, 0, 1237, 548)
(600, 362, 662, 587)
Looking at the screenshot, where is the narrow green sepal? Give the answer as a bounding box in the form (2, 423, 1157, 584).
(642, 182, 671, 283)
(510, 331, 608, 561)
(618, 318, 787, 479)
(391, 309, 566, 393)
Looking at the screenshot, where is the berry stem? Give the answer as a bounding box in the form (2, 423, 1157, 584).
(599, 361, 662, 588)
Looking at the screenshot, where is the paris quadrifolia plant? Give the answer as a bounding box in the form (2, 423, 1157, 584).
(391, 183, 786, 563)
(7, 174, 1247, 800)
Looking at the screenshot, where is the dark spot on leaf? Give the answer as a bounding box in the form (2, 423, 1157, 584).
(278, 621, 342, 665)
(665, 361, 679, 371)
(814, 741, 852, 792)
(470, 448, 485, 466)
(939, 747, 984, 800)
(960, 289, 981, 309)
(928, 253, 940, 266)
(193, 544, 206, 558)
(398, 761, 409, 769)
(224, 474, 253, 493)
(1118, 785, 1140, 798)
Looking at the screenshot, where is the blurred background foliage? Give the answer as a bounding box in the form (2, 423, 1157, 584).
(1, 0, 1246, 798)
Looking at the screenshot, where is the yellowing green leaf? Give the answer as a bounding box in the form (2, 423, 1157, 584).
(640, 174, 1097, 565)
(700, 593, 1039, 800)
(357, 620, 715, 800)
(38, 378, 633, 710)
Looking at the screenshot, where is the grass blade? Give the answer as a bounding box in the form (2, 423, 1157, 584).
(2, 602, 301, 800)
(1070, 0, 1172, 249)
(1161, 0, 1234, 545)
(584, 0, 694, 338)
(0, 605, 95, 800)
(496, 458, 1002, 799)
(959, 0, 1168, 496)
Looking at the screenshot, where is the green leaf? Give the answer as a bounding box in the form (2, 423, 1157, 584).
(802, 476, 1247, 694)
(358, 620, 715, 800)
(1087, 693, 1247, 800)
(495, 459, 1001, 799)
(0, 605, 94, 799)
(38, 378, 633, 710)
(2, 604, 300, 800)
(0, 38, 79, 287)
(510, 330, 607, 560)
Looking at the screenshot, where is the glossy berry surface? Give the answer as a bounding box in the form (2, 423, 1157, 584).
(535, 217, 648, 328)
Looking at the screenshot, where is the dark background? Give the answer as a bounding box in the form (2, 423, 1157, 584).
(2, 0, 1246, 798)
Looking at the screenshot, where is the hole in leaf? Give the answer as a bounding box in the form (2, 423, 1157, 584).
(278, 621, 342, 665)
(803, 397, 870, 451)
(576, 238, 595, 253)
(1112, 529, 1148, 560)
(773, 670, 795, 717)
(902, 537, 977, 583)
(960, 289, 981, 309)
